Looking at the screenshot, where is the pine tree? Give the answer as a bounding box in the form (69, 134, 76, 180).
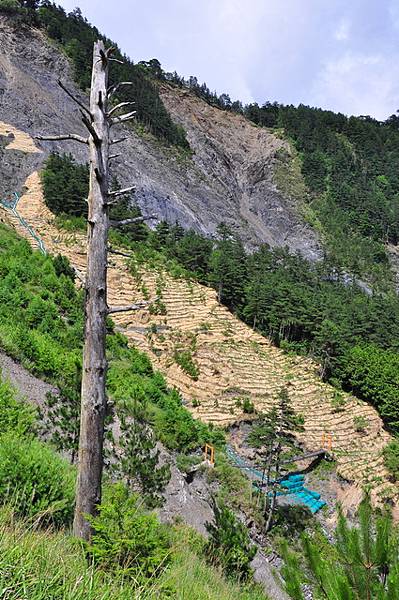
(206, 499, 256, 581)
(116, 396, 170, 509)
(40, 361, 81, 464)
(209, 223, 247, 311)
(248, 387, 304, 532)
(281, 492, 399, 599)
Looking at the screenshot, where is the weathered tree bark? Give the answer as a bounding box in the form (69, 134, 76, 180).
(37, 41, 139, 542)
(73, 40, 110, 540)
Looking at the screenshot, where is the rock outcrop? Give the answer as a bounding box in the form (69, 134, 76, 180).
(0, 16, 320, 258)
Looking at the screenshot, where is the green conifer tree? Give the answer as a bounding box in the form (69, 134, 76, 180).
(117, 396, 170, 509)
(206, 500, 256, 581)
(281, 492, 399, 599)
(248, 387, 304, 532)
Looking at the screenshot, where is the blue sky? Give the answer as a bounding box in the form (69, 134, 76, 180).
(58, 0, 399, 120)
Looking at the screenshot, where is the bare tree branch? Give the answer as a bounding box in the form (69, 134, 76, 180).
(36, 134, 89, 144)
(80, 111, 101, 145)
(73, 267, 85, 283)
(111, 111, 136, 126)
(110, 215, 156, 227)
(108, 154, 120, 161)
(107, 81, 134, 98)
(107, 301, 151, 314)
(106, 46, 116, 57)
(110, 137, 127, 145)
(58, 80, 91, 117)
(108, 246, 133, 258)
(107, 101, 135, 118)
(99, 48, 108, 65)
(108, 186, 135, 197)
(109, 58, 124, 64)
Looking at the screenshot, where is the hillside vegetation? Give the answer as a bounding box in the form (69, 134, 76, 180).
(0, 129, 396, 504)
(41, 152, 399, 439)
(0, 216, 269, 599)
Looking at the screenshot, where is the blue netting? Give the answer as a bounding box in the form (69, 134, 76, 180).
(0, 192, 46, 255)
(227, 445, 327, 514)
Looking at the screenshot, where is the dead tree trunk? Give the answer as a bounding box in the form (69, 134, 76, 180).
(73, 40, 110, 540)
(37, 41, 143, 542)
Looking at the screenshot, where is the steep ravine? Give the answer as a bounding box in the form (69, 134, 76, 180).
(0, 15, 320, 258)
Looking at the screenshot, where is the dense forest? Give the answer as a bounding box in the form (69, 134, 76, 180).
(42, 153, 399, 437)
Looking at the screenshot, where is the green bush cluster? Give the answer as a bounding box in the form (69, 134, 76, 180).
(0, 376, 36, 436)
(206, 501, 256, 582)
(0, 0, 21, 14)
(0, 225, 222, 457)
(107, 340, 224, 452)
(0, 225, 84, 384)
(173, 348, 200, 380)
(0, 432, 74, 524)
(0, 370, 74, 525)
(383, 439, 399, 481)
(88, 484, 171, 585)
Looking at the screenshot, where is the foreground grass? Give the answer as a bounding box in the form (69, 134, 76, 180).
(0, 512, 268, 600)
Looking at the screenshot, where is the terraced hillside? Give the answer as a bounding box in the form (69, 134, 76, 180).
(0, 124, 397, 506)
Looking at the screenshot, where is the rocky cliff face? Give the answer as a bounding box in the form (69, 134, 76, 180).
(0, 16, 320, 259)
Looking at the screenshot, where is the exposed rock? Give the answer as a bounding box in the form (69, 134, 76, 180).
(387, 243, 399, 292)
(159, 465, 214, 536)
(0, 350, 57, 408)
(0, 16, 321, 259)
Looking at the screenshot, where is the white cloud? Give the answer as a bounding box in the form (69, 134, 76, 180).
(334, 18, 350, 41)
(311, 52, 399, 118)
(57, 0, 398, 119)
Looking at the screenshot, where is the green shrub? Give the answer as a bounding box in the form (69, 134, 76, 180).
(330, 390, 346, 413)
(0, 376, 36, 436)
(41, 153, 89, 217)
(153, 388, 225, 452)
(176, 453, 202, 474)
(339, 344, 399, 433)
(242, 398, 255, 414)
(383, 439, 399, 481)
(148, 298, 167, 315)
(53, 254, 76, 281)
(88, 484, 171, 584)
(0, 0, 21, 14)
(206, 501, 256, 581)
(353, 415, 369, 433)
(0, 433, 74, 525)
(174, 349, 200, 380)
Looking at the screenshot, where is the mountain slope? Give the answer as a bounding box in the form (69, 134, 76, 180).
(0, 15, 319, 258)
(0, 125, 396, 507)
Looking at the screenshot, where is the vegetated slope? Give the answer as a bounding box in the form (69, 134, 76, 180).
(0, 14, 319, 258)
(0, 126, 395, 507)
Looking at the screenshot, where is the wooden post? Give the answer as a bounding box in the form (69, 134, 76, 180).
(72, 40, 110, 540)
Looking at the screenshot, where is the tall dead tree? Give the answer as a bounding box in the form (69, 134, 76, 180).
(37, 41, 149, 541)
